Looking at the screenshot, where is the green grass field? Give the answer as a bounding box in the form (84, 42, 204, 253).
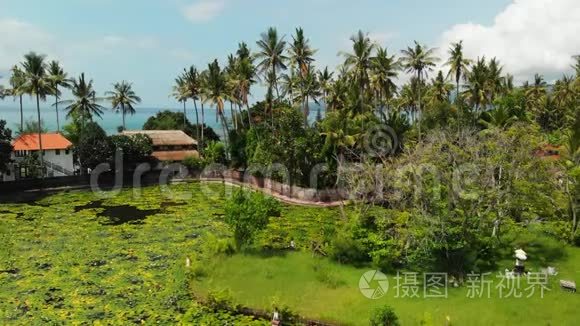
(0, 182, 579, 325)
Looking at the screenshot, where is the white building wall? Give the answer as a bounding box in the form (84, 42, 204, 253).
(43, 149, 74, 176)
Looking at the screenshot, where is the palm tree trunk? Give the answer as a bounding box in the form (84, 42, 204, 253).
(182, 101, 187, 129)
(121, 103, 126, 130)
(246, 102, 253, 128)
(230, 102, 236, 130)
(193, 99, 200, 143)
(237, 103, 245, 129)
(417, 71, 422, 142)
(201, 102, 205, 152)
(36, 94, 45, 179)
(19, 95, 24, 131)
(55, 87, 60, 132)
(220, 113, 229, 147)
(304, 96, 309, 128)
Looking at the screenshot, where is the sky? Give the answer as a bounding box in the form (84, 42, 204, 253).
(0, 0, 579, 108)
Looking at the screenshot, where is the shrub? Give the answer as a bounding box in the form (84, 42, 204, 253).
(204, 141, 227, 165)
(183, 155, 206, 172)
(224, 189, 280, 251)
(369, 305, 400, 326)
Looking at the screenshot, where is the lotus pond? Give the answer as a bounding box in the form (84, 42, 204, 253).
(0, 182, 579, 325)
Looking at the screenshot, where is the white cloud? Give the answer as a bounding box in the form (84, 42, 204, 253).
(0, 18, 57, 71)
(182, 0, 226, 23)
(438, 0, 580, 82)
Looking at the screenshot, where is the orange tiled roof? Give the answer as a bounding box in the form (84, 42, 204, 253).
(152, 150, 199, 161)
(12, 133, 73, 151)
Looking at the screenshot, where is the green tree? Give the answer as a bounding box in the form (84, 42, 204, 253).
(256, 27, 288, 99)
(445, 40, 471, 104)
(294, 68, 321, 127)
(106, 81, 142, 131)
(342, 30, 374, 94)
(75, 122, 112, 172)
(369, 305, 400, 326)
(59, 73, 106, 128)
(224, 189, 280, 250)
(400, 41, 438, 140)
(0, 120, 13, 174)
(183, 66, 202, 136)
(172, 75, 191, 130)
(48, 60, 70, 132)
(288, 27, 316, 77)
(370, 46, 400, 113)
(142, 110, 219, 142)
(204, 60, 230, 148)
(21, 52, 54, 176)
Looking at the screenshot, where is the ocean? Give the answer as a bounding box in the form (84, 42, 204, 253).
(0, 103, 325, 136)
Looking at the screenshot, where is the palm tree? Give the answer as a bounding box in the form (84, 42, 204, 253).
(183, 66, 202, 137)
(198, 70, 209, 150)
(425, 71, 454, 107)
(445, 40, 471, 103)
(370, 46, 400, 113)
(59, 73, 105, 127)
(479, 106, 517, 130)
(8, 66, 27, 131)
(486, 58, 504, 102)
(280, 69, 298, 105)
(48, 61, 70, 132)
(294, 68, 321, 127)
(572, 55, 580, 77)
(553, 75, 577, 109)
(234, 42, 257, 128)
(204, 60, 229, 147)
(289, 27, 316, 77)
(172, 75, 191, 129)
(525, 74, 548, 114)
(341, 30, 374, 94)
(106, 81, 141, 131)
(256, 27, 288, 99)
(463, 57, 490, 112)
(317, 67, 334, 118)
(400, 41, 438, 140)
(21, 52, 54, 177)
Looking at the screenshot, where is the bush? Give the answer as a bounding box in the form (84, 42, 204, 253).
(183, 155, 206, 171)
(204, 141, 227, 165)
(369, 305, 400, 326)
(224, 189, 280, 250)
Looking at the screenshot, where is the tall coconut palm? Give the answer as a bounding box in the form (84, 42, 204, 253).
(400, 41, 438, 140)
(553, 75, 577, 109)
(106, 81, 141, 131)
(48, 61, 70, 132)
(370, 46, 400, 113)
(525, 74, 548, 114)
(294, 68, 321, 127)
(172, 75, 191, 129)
(59, 73, 105, 127)
(183, 66, 202, 138)
(317, 67, 334, 118)
(204, 60, 229, 147)
(256, 27, 288, 99)
(8, 66, 27, 131)
(21, 52, 54, 177)
(341, 30, 374, 94)
(445, 40, 471, 103)
(198, 70, 209, 150)
(289, 27, 316, 77)
(234, 44, 257, 128)
(487, 58, 504, 102)
(463, 57, 490, 112)
(425, 71, 454, 107)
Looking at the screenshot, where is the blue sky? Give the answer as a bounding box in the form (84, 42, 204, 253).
(0, 0, 578, 108)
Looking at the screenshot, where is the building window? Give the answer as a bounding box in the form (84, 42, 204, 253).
(55, 149, 61, 155)
(65, 149, 70, 155)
